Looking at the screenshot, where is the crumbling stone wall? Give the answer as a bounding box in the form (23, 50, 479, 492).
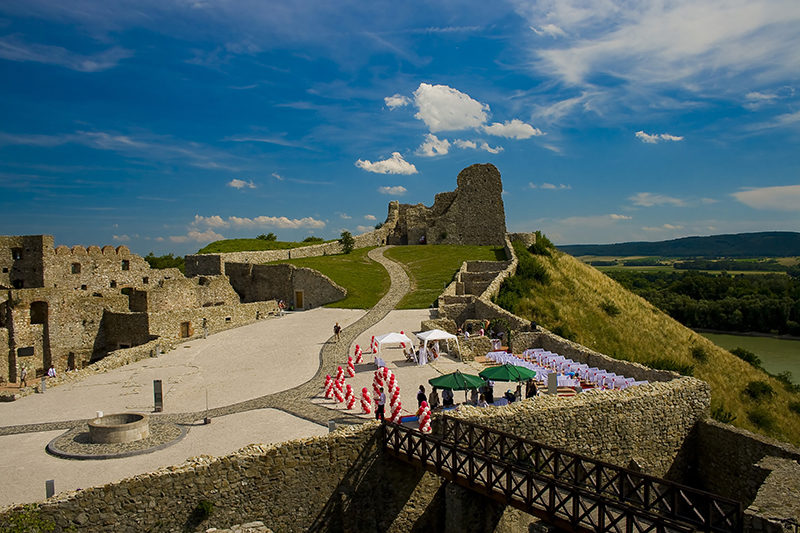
(0, 235, 50, 289)
(225, 263, 345, 309)
(387, 163, 507, 246)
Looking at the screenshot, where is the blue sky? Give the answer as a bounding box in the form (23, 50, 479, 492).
(1, 0, 799, 255)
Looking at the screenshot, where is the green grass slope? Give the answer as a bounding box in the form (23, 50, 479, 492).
(198, 238, 325, 254)
(270, 247, 390, 309)
(385, 245, 506, 309)
(497, 245, 800, 445)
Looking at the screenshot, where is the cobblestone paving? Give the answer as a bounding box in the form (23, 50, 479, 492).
(0, 246, 409, 440)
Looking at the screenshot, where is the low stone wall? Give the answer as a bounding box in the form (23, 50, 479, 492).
(510, 330, 678, 383)
(478, 235, 516, 301)
(184, 204, 399, 277)
(452, 377, 711, 477)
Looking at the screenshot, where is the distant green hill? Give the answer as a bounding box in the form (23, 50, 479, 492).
(559, 231, 800, 258)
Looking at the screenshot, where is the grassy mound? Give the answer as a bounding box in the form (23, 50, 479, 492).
(197, 239, 324, 254)
(269, 247, 389, 309)
(496, 243, 800, 444)
(385, 245, 506, 309)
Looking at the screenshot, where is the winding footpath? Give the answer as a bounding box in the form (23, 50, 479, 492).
(0, 246, 409, 437)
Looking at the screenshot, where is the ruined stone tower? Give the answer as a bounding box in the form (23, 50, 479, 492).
(387, 163, 507, 246)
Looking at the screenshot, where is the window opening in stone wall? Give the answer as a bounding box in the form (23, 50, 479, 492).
(142, 277, 149, 284)
(17, 346, 35, 357)
(121, 259, 130, 271)
(110, 280, 117, 288)
(180, 321, 192, 338)
(2, 267, 8, 273)
(30, 301, 47, 324)
(12, 279, 23, 289)
(81, 284, 87, 290)
(67, 352, 75, 371)
(119, 343, 131, 349)
(225, 316, 231, 322)
(11, 248, 22, 260)
(71, 263, 81, 274)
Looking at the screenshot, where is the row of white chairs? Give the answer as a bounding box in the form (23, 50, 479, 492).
(495, 348, 650, 390)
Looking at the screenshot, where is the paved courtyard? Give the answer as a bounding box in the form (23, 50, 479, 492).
(0, 247, 486, 508)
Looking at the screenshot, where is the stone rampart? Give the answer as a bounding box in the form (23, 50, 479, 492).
(224, 263, 345, 309)
(452, 377, 710, 477)
(0, 375, 712, 532)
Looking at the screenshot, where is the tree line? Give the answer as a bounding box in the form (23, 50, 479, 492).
(607, 270, 800, 336)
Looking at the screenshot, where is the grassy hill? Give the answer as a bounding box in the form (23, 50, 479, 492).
(559, 231, 800, 258)
(271, 244, 504, 309)
(197, 238, 329, 254)
(496, 242, 800, 445)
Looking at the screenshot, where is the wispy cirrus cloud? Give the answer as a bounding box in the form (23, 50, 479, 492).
(228, 178, 256, 189)
(355, 152, 417, 174)
(733, 185, 800, 211)
(629, 192, 687, 207)
(0, 35, 131, 72)
(529, 182, 571, 190)
(635, 131, 684, 144)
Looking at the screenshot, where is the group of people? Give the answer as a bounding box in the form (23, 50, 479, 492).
(16, 364, 57, 389)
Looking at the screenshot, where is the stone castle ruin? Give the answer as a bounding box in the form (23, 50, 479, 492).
(1, 163, 798, 531)
(0, 236, 344, 385)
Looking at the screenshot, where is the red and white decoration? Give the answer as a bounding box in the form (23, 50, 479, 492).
(354, 344, 363, 364)
(324, 375, 334, 399)
(419, 401, 431, 433)
(335, 365, 344, 382)
(345, 384, 356, 409)
(347, 356, 356, 377)
(361, 387, 372, 414)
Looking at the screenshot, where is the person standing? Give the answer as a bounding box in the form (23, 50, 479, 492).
(19, 366, 27, 388)
(417, 385, 427, 408)
(333, 322, 341, 341)
(376, 387, 386, 421)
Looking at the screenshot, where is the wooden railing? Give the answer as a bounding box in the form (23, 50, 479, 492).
(383, 419, 742, 533)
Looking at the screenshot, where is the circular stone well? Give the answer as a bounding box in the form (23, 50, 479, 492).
(88, 413, 150, 444)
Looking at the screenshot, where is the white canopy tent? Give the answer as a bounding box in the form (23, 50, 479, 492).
(416, 329, 460, 357)
(373, 332, 415, 354)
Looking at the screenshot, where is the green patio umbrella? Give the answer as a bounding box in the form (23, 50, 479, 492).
(479, 364, 537, 382)
(428, 370, 485, 391)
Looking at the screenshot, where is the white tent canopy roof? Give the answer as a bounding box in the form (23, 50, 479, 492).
(416, 329, 457, 342)
(374, 332, 414, 353)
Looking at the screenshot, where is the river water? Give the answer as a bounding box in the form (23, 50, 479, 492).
(700, 332, 800, 384)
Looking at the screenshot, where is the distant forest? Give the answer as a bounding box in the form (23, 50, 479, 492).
(608, 270, 800, 336)
(560, 231, 800, 258)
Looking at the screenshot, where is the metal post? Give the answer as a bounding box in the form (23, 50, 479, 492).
(45, 480, 55, 498)
(328, 420, 336, 433)
(153, 379, 163, 412)
(40, 376, 46, 393)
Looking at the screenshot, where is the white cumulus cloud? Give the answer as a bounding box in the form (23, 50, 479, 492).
(193, 214, 325, 229)
(385, 94, 411, 109)
(635, 131, 684, 144)
(609, 214, 632, 220)
(356, 225, 374, 233)
(112, 234, 130, 241)
(364, 214, 377, 221)
(483, 119, 544, 139)
(480, 142, 503, 154)
(453, 139, 477, 149)
(228, 178, 256, 189)
(416, 134, 450, 157)
(378, 186, 407, 196)
(413, 83, 489, 132)
(169, 229, 224, 243)
(355, 152, 418, 174)
(733, 185, 800, 211)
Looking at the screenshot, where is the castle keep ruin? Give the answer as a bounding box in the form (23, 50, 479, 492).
(0, 235, 344, 385)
